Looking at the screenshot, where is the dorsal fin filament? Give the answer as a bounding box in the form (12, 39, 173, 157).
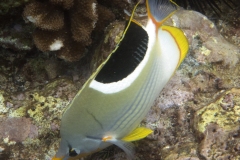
(146, 0, 178, 34)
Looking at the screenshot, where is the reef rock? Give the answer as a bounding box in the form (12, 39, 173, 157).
(194, 88, 240, 160)
(0, 5, 240, 160)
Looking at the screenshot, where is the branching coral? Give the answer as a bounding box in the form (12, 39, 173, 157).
(94, 4, 115, 32)
(23, 2, 64, 31)
(50, 0, 74, 9)
(70, 0, 98, 45)
(23, 0, 116, 62)
(32, 28, 65, 52)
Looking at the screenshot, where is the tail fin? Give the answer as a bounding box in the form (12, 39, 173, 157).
(146, 0, 178, 25)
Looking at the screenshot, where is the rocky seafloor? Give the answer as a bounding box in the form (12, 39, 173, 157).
(0, 1, 240, 160)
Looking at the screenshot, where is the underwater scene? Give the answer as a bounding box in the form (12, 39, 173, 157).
(0, 0, 240, 159)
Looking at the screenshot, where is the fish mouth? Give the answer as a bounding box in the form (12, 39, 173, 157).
(67, 148, 101, 160)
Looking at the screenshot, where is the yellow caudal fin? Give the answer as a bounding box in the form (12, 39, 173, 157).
(122, 127, 153, 142)
(146, 0, 178, 27)
(161, 25, 189, 67)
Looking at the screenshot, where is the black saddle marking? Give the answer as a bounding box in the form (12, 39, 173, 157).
(95, 21, 149, 83)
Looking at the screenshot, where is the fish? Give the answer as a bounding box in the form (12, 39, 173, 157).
(52, 0, 189, 160)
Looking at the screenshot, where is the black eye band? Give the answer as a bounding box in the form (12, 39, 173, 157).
(69, 148, 78, 157)
(68, 144, 78, 157)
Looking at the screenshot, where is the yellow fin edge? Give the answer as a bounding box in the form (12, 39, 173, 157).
(122, 127, 153, 142)
(161, 25, 189, 67)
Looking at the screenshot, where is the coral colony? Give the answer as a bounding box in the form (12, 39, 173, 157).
(23, 0, 115, 62)
(22, 0, 238, 62)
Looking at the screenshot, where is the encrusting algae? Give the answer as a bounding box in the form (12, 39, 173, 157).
(195, 88, 240, 133)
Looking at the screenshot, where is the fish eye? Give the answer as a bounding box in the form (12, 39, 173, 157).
(69, 148, 80, 157)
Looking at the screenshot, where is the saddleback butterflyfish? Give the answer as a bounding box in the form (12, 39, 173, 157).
(52, 0, 189, 159)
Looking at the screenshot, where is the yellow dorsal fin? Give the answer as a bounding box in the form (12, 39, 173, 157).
(122, 127, 153, 142)
(161, 25, 189, 67)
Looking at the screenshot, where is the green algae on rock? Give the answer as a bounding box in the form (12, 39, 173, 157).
(0, 92, 8, 114)
(195, 88, 240, 133)
(194, 88, 240, 160)
(0, 77, 78, 159)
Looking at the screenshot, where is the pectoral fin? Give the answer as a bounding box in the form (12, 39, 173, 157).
(102, 137, 135, 160)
